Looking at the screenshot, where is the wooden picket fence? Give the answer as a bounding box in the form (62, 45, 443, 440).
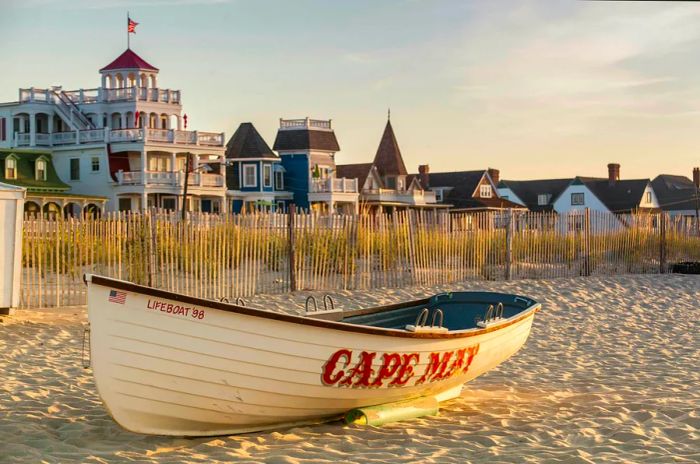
(19, 209, 700, 308)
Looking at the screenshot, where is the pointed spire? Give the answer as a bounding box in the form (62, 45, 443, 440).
(226, 122, 277, 159)
(372, 119, 408, 177)
(387, 107, 391, 121)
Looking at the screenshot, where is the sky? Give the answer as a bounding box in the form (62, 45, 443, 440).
(1, 0, 699, 180)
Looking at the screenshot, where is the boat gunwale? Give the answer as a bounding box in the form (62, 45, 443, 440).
(87, 274, 540, 339)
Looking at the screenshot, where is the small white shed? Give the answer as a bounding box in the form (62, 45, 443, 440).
(0, 182, 25, 314)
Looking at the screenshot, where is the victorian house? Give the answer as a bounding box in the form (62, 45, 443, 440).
(274, 117, 359, 214)
(225, 122, 292, 213)
(0, 148, 107, 216)
(0, 47, 226, 213)
(335, 119, 440, 212)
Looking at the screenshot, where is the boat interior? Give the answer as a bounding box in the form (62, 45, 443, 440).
(308, 292, 538, 332)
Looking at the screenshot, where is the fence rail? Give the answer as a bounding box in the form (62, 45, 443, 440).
(19, 209, 700, 308)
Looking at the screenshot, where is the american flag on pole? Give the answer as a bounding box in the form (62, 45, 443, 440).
(108, 290, 127, 305)
(128, 17, 138, 33)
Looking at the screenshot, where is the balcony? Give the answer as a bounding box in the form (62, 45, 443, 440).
(15, 128, 225, 147)
(19, 87, 181, 105)
(115, 170, 224, 188)
(363, 188, 437, 205)
(279, 117, 332, 131)
(310, 178, 358, 193)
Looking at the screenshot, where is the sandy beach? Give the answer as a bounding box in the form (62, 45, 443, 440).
(1, 274, 698, 463)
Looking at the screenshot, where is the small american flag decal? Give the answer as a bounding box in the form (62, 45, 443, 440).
(108, 290, 127, 304)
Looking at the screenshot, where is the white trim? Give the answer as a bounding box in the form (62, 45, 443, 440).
(35, 158, 47, 181)
(571, 192, 584, 205)
(4, 155, 17, 180)
(274, 170, 284, 190)
(243, 164, 258, 188)
(263, 164, 272, 188)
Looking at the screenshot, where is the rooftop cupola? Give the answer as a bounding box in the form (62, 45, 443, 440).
(99, 48, 159, 89)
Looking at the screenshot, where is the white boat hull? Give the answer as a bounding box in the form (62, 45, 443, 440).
(86, 276, 538, 436)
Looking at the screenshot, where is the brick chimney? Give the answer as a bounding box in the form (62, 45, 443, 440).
(608, 163, 620, 185)
(693, 167, 699, 188)
(487, 168, 500, 185)
(418, 164, 430, 189)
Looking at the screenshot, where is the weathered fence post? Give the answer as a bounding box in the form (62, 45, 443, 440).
(583, 208, 591, 276)
(659, 212, 667, 273)
(505, 209, 513, 280)
(147, 209, 156, 287)
(288, 204, 297, 292)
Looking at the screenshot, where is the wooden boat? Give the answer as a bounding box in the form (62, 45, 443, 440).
(85, 274, 541, 436)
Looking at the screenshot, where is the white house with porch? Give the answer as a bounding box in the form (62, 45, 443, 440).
(0, 48, 227, 213)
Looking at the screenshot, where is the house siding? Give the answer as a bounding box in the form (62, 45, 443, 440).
(280, 154, 310, 209)
(553, 184, 609, 214)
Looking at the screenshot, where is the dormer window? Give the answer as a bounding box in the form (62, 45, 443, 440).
(537, 194, 551, 206)
(396, 177, 404, 191)
(434, 189, 444, 202)
(480, 185, 492, 198)
(5, 157, 17, 179)
(645, 191, 652, 204)
(36, 159, 47, 181)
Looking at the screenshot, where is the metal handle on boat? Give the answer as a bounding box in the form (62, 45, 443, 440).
(235, 297, 246, 307)
(484, 304, 495, 322)
(305, 296, 318, 313)
(433, 292, 452, 301)
(82, 325, 91, 369)
(431, 309, 444, 328)
(415, 308, 429, 327)
(323, 295, 335, 311)
(514, 296, 531, 306)
(219, 297, 229, 303)
(495, 302, 504, 319)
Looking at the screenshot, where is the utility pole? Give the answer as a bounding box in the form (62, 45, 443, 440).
(181, 152, 191, 222)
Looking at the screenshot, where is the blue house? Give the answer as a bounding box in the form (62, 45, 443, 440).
(273, 117, 359, 214)
(225, 123, 292, 213)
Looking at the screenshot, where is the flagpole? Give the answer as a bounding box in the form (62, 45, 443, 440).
(127, 11, 130, 49)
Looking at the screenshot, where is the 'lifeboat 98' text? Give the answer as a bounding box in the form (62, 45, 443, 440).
(146, 299, 206, 320)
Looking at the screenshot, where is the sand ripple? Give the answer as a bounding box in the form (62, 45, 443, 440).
(1, 275, 698, 463)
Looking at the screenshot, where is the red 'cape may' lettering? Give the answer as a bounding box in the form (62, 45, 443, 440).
(320, 345, 479, 388)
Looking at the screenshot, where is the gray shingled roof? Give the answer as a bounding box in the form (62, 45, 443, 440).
(372, 120, 408, 177)
(498, 178, 572, 212)
(652, 174, 700, 212)
(226, 123, 277, 159)
(576, 177, 653, 213)
(336, 163, 375, 190)
(427, 170, 524, 210)
(429, 171, 485, 197)
(273, 129, 340, 152)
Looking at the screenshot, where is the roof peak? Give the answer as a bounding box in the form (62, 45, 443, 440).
(226, 122, 277, 159)
(100, 48, 159, 72)
(372, 119, 408, 177)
